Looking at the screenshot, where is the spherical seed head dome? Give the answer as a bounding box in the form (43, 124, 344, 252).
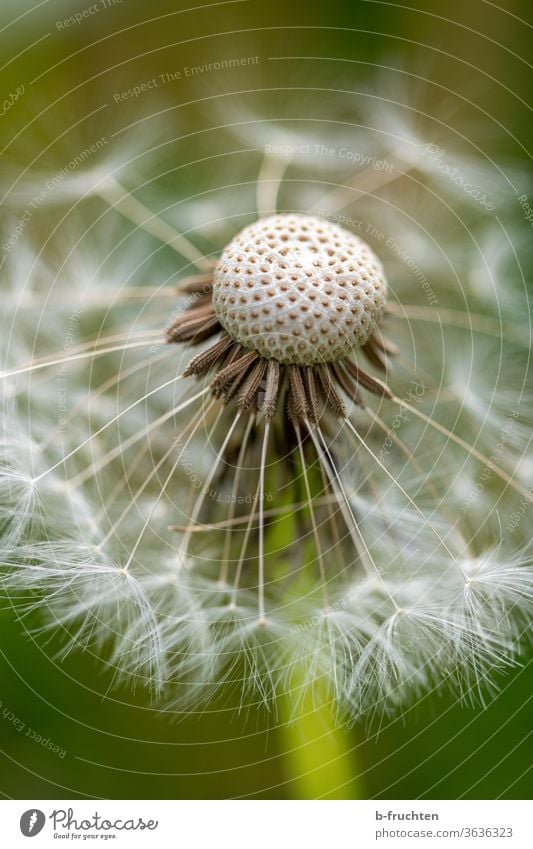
(212, 213, 387, 365)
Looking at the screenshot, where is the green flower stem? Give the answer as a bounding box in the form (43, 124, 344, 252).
(278, 676, 363, 799)
(264, 447, 363, 799)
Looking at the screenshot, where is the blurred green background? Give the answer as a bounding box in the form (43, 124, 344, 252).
(0, 0, 531, 799)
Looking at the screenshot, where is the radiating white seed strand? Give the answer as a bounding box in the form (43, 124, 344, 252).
(219, 414, 255, 588)
(178, 409, 242, 562)
(257, 421, 270, 624)
(96, 176, 211, 271)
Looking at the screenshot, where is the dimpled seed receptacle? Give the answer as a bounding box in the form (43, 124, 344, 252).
(211, 213, 388, 366)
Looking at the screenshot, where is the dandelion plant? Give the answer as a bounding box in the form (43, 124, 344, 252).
(1, 92, 531, 741)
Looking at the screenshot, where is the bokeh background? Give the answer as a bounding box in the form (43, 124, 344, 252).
(0, 0, 531, 799)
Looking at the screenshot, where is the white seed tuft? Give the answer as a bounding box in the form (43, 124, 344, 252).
(212, 213, 387, 365)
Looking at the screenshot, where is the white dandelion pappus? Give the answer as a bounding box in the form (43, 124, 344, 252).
(1, 91, 531, 720)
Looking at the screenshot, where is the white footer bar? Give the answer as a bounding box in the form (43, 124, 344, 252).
(1, 799, 529, 848)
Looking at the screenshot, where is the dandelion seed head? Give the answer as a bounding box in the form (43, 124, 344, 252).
(211, 213, 387, 365)
(2, 70, 531, 722)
